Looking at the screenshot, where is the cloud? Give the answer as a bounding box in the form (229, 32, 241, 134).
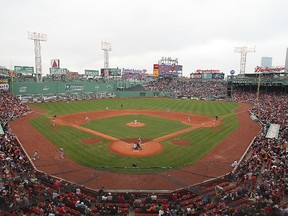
(0, 0, 287, 77)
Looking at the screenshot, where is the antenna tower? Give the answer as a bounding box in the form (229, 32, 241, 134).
(28, 32, 47, 82)
(234, 46, 255, 75)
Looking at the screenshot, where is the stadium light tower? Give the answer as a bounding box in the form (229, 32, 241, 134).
(234, 46, 255, 75)
(101, 41, 112, 80)
(28, 32, 47, 82)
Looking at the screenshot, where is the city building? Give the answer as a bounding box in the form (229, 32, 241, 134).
(261, 57, 272, 68)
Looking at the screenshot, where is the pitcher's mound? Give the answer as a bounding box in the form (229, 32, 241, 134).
(126, 122, 145, 127)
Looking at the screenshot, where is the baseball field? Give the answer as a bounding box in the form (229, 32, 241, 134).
(10, 97, 261, 190)
(27, 98, 240, 173)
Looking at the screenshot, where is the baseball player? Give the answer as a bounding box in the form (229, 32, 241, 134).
(59, 147, 64, 160)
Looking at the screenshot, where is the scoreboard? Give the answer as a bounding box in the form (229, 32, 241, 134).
(153, 64, 182, 77)
(190, 72, 224, 79)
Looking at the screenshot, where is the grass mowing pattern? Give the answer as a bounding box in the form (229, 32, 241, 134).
(29, 98, 242, 174)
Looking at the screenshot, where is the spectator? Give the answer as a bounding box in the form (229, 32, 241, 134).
(151, 193, 157, 202)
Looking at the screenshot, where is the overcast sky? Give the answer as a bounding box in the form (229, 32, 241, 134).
(0, 0, 287, 77)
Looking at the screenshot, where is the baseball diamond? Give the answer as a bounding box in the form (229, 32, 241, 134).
(9, 98, 260, 190)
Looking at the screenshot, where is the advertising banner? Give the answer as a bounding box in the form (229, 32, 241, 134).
(190, 73, 202, 79)
(50, 68, 68, 75)
(14, 66, 34, 74)
(0, 83, 9, 91)
(65, 84, 84, 91)
(202, 73, 212, 79)
(196, 69, 220, 73)
(19, 86, 27, 93)
(122, 72, 143, 80)
(85, 70, 99, 76)
(153, 69, 159, 77)
(101, 68, 121, 76)
(0, 67, 9, 77)
(255, 66, 285, 73)
(212, 73, 225, 79)
(51, 59, 60, 68)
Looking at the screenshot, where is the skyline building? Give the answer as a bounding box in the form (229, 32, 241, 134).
(261, 57, 272, 68)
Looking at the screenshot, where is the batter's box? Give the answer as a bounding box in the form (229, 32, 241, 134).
(127, 143, 146, 151)
(110, 140, 163, 156)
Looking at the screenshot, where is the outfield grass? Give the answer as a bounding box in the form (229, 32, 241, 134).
(29, 98, 241, 174)
(30, 98, 239, 117)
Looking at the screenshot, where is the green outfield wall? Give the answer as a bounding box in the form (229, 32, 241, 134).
(10, 80, 160, 102)
(115, 91, 163, 97)
(12, 81, 115, 95)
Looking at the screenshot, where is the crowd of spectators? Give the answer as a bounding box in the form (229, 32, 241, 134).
(0, 91, 31, 121)
(0, 83, 288, 215)
(144, 78, 227, 99)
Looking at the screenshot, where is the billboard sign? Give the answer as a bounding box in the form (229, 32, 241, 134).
(0, 67, 9, 77)
(0, 67, 8, 72)
(195, 69, 220, 73)
(122, 72, 144, 80)
(85, 70, 99, 76)
(202, 73, 213, 79)
(0, 80, 9, 91)
(14, 66, 34, 74)
(153, 64, 159, 69)
(122, 68, 146, 79)
(100, 68, 121, 76)
(153, 69, 159, 77)
(122, 68, 145, 73)
(190, 73, 202, 79)
(50, 68, 68, 75)
(65, 84, 84, 91)
(254, 66, 285, 73)
(153, 64, 159, 77)
(212, 73, 225, 79)
(19, 86, 27, 92)
(51, 59, 60, 68)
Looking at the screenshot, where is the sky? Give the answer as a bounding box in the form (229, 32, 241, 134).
(0, 0, 287, 77)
